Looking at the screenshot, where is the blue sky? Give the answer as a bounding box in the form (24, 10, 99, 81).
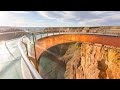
(0, 11, 120, 27)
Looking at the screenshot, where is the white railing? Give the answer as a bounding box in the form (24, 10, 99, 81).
(33, 29, 120, 38)
(18, 36, 42, 79)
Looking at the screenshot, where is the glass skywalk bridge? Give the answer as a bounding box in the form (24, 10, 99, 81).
(0, 29, 120, 79)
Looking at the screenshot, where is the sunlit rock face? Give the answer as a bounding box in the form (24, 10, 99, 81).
(60, 42, 120, 79)
(62, 43, 102, 79)
(106, 49, 120, 79)
(39, 42, 120, 79)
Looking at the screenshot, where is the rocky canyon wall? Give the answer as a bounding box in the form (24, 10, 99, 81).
(59, 42, 120, 79)
(40, 42, 120, 79)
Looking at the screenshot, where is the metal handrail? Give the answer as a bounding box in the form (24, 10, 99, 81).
(33, 30, 120, 37)
(18, 36, 42, 79)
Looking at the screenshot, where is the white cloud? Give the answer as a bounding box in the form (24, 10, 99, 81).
(37, 11, 120, 25)
(0, 11, 57, 27)
(78, 12, 120, 26)
(0, 11, 29, 27)
(37, 11, 64, 19)
(9, 11, 30, 14)
(90, 11, 109, 15)
(0, 11, 120, 27)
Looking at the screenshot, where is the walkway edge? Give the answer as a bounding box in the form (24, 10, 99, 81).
(18, 36, 42, 79)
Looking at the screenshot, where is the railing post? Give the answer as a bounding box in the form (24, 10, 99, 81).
(59, 29, 60, 34)
(53, 32, 54, 35)
(68, 28, 69, 34)
(41, 33, 42, 38)
(15, 32, 16, 37)
(47, 31, 48, 36)
(32, 33, 39, 71)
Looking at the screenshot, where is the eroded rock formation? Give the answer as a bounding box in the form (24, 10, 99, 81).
(40, 42, 120, 79)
